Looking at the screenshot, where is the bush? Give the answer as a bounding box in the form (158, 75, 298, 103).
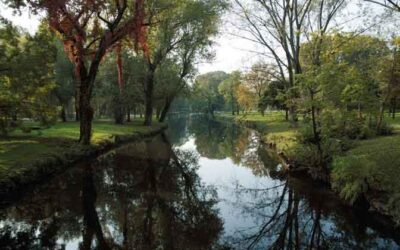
(20, 126, 32, 134)
(36, 107, 59, 128)
(331, 155, 374, 204)
(319, 109, 394, 140)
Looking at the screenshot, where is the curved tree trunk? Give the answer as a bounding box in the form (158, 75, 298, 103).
(159, 98, 172, 123)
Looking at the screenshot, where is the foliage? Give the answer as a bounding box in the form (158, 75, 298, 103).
(192, 71, 228, 114)
(332, 136, 400, 224)
(218, 71, 241, 114)
(0, 20, 58, 135)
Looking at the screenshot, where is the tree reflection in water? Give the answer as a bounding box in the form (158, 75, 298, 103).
(225, 176, 400, 249)
(171, 116, 400, 250)
(0, 134, 224, 250)
(1, 117, 399, 249)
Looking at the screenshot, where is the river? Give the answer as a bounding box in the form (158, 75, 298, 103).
(0, 116, 399, 249)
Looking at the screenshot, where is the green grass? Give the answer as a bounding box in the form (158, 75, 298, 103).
(218, 111, 400, 222)
(331, 134, 400, 224)
(217, 111, 299, 153)
(385, 114, 400, 133)
(0, 119, 164, 183)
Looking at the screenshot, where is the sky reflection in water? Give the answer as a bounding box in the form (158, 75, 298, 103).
(0, 116, 399, 249)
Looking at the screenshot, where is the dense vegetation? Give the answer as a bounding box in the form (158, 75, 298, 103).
(1, 0, 225, 144)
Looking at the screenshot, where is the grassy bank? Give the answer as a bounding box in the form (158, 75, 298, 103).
(216, 112, 299, 154)
(0, 120, 166, 192)
(332, 132, 400, 224)
(217, 111, 400, 224)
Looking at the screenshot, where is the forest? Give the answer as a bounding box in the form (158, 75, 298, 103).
(1, 0, 400, 249)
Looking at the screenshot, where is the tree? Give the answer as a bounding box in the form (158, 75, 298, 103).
(140, 0, 225, 125)
(193, 71, 228, 116)
(365, 0, 400, 11)
(3, 0, 148, 144)
(236, 83, 256, 113)
(54, 41, 74, 122)
(234, 0, 346, 123)
(219, 71, 241, 115)
(244, 62, 276, 115)
(0, 19, 58, 135)
(157, 0, 225, 123)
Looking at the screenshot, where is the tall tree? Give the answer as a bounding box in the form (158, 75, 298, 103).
(193, 71, 228, 116)
(3, 0, 148, 144)
(244, 62, 276, 115)
(234, 0, 345, 124)
(219, 71, 241, 115)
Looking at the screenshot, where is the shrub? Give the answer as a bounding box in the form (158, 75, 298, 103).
(20, 126, 32, 134)
(331, 155, 374, 204)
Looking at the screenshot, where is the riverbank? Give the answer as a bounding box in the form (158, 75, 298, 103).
(215, 112, 299, 154)
(216, 111, 400, 226)
(0, 120, 167, 195)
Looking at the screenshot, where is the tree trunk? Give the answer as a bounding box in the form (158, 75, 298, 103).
(144, 68, 155, 126)
(75, 87, 80, 122)
(159, 98, 172, 123)
(392, 98, 396, 119)
(377, 100, 386, 133)
(114, 96, 124, 125)
(126, 107, 131, 122)
(156, 107, 161, 120)
(285, 108, 289, 121)
(60, 106, 67, 122)
(310, 90, 323, 165)
(288, 106, 297, 124)
(79, 81, 94, 146)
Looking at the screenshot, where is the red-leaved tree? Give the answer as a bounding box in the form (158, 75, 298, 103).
(5, 0, 148, 144)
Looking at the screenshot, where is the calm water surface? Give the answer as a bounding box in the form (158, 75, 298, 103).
(0, 116, 399, 249)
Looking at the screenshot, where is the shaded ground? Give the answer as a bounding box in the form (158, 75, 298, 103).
(0, 120, 164, 185)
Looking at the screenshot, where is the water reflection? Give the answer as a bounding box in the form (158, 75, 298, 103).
(0, 134, 223, 249)
(0, 116, 399, 249)
(169, 116, 400, 249)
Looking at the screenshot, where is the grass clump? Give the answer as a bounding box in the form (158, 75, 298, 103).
(331, 135, 400, 224)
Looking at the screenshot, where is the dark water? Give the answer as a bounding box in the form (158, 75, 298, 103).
(0, 116, 399, 249)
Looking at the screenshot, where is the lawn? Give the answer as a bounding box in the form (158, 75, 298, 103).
(0, 119, 164, 183)
(216, 111, 299, 152)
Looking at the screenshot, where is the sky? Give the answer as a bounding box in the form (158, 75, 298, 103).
(0, 1, 396, 75)
(0, 2, 257, 74)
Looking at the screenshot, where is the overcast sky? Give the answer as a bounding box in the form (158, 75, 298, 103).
(0, 2, 253, 74)
(1, 1, 397, 75)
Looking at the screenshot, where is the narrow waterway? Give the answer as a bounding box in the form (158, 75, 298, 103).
(0, 116, 399, 249)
